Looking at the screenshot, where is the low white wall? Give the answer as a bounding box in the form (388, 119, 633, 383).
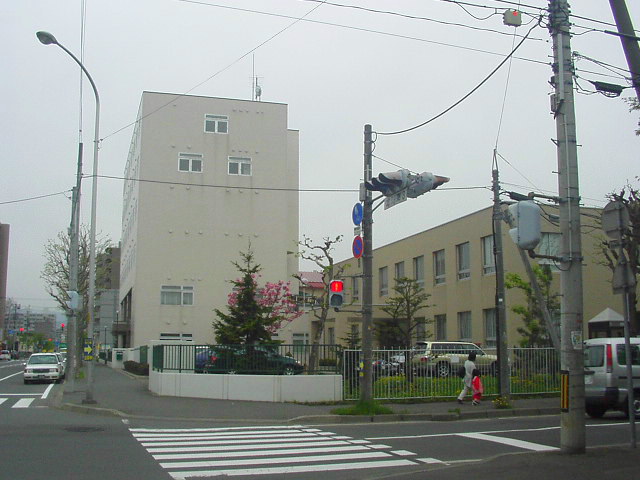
(149, 369, 343, 403)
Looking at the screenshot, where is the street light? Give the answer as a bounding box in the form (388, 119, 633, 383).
(37, 30, 100, 404)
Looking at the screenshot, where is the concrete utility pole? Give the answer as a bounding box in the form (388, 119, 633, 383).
(608, 0, 640, 101)
(549, 0, 585, 454)
(491, 168, 510, 399)
(361, 124, 374, 404)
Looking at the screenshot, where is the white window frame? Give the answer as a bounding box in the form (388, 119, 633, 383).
(228, 156, 252, 176)
(394, 261, 405, 284)
(456, 242, 470, 280)
(379, 266, 388, 297)
(458, 311, 472, 341)
(537, 232, 561, 271)
(204, 114, 228, 134)
(413, 255, 424, 288)
(178, 153, 203, 173)
(433, 249, 446, 285)
(160, 285, 194, 306)
(482, 235, 496, 275)
(483, 308, 497, 347)
(351, 277, 359, 301)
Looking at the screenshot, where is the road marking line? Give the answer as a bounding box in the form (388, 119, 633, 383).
(168, 459, 417, 479)
(147, 440, 354, 454)
(139, 433, 320, 444)
(160, 451, 392, 469)
(0, 398, 6, 405)
(153, 444, 377, 460)
(13, 398, 34, 409)
(391, 450, 417, 456)
(367, 425, 561, 440)
(417, 457, 446, 464)
(131, 425, 305, 433)
(0, 372, 22, 383)
(133, 428, 308, 438)
(41, 383, 54, 399)
(458, 432, 559, 451)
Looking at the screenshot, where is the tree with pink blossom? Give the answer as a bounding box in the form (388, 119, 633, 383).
(213, 248, 302, 344)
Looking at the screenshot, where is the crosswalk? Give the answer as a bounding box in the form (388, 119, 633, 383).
(130, 425, 433, 478)
(0, 396, 39, 409)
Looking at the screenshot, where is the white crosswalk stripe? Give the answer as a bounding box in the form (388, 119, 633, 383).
(0, 397, 37, 408)
(130, 425, 419, 478)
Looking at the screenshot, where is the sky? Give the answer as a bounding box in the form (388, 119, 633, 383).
(2, 0, 638, 314)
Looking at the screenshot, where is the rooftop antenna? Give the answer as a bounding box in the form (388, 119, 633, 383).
(252, 54, 262, 101)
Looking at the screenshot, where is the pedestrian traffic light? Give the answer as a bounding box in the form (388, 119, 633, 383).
(328, 280, 344, 309)
(61, 323, 65, 332)
(365, 169, 410, 197)
(508, 201, 542, 250)
(407, 172, 450, 198)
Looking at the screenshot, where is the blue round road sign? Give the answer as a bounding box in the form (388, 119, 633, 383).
(352, 203, 363, 226)
(352, 235, 364, 259)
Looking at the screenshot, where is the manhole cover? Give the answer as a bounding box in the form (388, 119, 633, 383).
(64, 426, 105, 433)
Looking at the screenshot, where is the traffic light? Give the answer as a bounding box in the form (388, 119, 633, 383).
(508, 201, 541, 250)
(61, 323, 65, 332)
(365, 169, 410, 196)
(328, 280, 344, 309)
(407, 172, 450, 198)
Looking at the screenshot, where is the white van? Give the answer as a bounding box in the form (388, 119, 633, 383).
(583, 337, 640, 418)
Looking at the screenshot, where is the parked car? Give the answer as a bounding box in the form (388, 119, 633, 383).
(23, 353, 63, 384)
(200, 345, 303, 375)
(55, 352, 66, 379)
(0, 350, 10, 361)
(584, 337, 640, 418)
(410, 341, 498, 378)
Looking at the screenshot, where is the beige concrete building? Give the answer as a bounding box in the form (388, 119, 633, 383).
(120, 92, 299, 347)
(332, 204, 622, 348)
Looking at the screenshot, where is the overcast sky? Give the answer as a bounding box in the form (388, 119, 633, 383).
(2, 0, 638, 312)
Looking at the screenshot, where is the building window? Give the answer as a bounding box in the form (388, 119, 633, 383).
(327, 327, 335, 345)
(415, 318, 426, 341)
(457, 242, 470, 280)
(160, 285, 194, 306)
(159, 332, 192, 341)
(413, 255, 424, 288)
(483, 308, 497, 348)
(394, 261, 405, 284)
(228, 156, 252, 176)
(482, 235, 496, 275)
(204, 114, 228, 133)
(458, 311, 472, 340)
(351, 277, 359, 301)
(435, 314, 447, 340)
(178, 153, 203, 173)
(537, 232, 561, 271)
(292, 333, 309, 354)
(379, 266, 388, 296)
(433, 249, 446, 285)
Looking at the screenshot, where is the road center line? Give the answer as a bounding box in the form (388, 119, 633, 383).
(0, 372, 22, 382)
(458, 432, 558, 451)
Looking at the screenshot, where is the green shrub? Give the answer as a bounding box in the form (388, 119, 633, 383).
(319, 358, 337, 367)
(124, 360, 149, 376)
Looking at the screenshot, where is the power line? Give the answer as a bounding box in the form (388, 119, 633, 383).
(376, 17, 542, 136)
(0, 190, 72, 206)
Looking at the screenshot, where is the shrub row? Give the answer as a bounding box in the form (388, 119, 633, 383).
(124, 360, 149, 376)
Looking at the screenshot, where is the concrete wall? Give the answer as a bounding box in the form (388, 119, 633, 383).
(149, 369, 343, 403)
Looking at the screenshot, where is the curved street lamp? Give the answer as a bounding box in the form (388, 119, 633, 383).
(37, 30, 99, 404)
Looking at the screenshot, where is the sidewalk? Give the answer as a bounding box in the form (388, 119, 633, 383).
(55, 363, 560, 423)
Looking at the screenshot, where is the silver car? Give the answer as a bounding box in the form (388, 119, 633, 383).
(584, 337, 640, 418)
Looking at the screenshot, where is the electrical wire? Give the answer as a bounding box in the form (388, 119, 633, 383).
(377, 16, 541, 136)
(0, 190, 73, 206)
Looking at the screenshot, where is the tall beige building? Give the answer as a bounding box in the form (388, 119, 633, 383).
(119, 92, 299, 347)
(333, 204, 622, 348)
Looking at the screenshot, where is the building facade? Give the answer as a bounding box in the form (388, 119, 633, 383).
(332, 204, 623, 348)
(120, 92, 299, 347)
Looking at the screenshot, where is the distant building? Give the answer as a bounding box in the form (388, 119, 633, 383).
(332, 204, 622, 348)
(96, 247, 120, 348)
(120, 92, 299, 347)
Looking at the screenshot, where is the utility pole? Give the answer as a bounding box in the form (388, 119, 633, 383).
(549, 0, 585, 454)
(608, 0, 640, 101)
(361, 124, 374, 404)
(492, 167, 510, 399)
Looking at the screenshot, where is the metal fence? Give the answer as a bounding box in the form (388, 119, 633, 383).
(343, 347, 560, 400)
(152, 343, 341, 374)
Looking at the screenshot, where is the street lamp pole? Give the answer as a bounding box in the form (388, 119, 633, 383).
(37, 31, 99, 404)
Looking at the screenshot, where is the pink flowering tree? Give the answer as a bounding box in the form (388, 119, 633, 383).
(213, 249, 302, 344)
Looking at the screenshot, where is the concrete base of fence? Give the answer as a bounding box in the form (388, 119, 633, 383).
(149, 369, 343, 403)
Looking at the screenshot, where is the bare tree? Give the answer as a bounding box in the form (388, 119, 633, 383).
(295, 235, 346, 373)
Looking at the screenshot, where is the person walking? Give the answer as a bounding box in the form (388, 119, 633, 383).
(471, 368, 483, 405)
(457, 351, 477, 404)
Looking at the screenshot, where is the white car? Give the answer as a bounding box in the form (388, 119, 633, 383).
(23, 353, 63, 384)
(55, 352, 66, 379)
(0, 350, 10, 361)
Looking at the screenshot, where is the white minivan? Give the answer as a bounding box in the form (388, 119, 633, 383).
(583, 337, 640, 418)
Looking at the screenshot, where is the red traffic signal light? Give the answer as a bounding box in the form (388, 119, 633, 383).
(329, 280, 344, 308)
(61, 323, 65, 329)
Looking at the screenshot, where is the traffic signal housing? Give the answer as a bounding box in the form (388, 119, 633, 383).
(65, 290, 80, 311)
(364, 169, 410, 197)
(328, 280, 344, 309)
(407, 172, 450, 198)
(508, 201, 542, 250)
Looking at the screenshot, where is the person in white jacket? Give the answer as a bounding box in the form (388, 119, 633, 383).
(457, 351, 477, 404)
